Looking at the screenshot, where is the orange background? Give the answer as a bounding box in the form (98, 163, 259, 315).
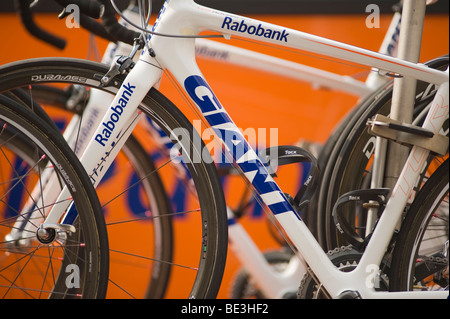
(0, 11, 448, 299)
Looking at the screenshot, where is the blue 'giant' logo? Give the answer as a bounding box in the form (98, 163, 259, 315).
(184, 75, 297, 218)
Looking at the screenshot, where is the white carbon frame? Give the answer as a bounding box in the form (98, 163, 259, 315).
(43, 0, 448, 298)
(193, 11, 403, 97)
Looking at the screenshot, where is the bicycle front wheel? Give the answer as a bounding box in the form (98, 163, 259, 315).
(0, 94, 108, 298)
(0, 57, 228, 298)
(5, 84, 174, 298)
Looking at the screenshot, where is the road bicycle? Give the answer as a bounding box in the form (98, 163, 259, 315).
(0, 0, 446, 300)
(7, 0, 408, 299)
(1, 2, 445, 300)
(3, 0, 402, 299)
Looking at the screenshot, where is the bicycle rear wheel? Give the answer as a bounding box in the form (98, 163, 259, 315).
(0, 57, 228, 298)
(316, 55, 449, 251)
(0, 94, 108, 298)
(390, 158, 448, 292)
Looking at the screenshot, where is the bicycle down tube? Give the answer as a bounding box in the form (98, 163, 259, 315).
(42, 0, 449, 298)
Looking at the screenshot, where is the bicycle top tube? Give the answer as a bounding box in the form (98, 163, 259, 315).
(148, 0, 448, 86)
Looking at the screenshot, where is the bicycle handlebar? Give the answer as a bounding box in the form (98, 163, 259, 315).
(97, 0, 140, 45)
(15, 0, 67, 49)
(54, 0, 104, 20)
(79, 13, 118, 42)
(17, 0, 139, 49)
(56, 0, 118, 43)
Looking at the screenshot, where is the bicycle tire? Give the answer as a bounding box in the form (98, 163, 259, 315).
(6, 85, 174, 299)
(390, 158, 448, 292)
(0, 94, 108, 299)
(307, 90, 380, 247)
(317, 55, 449, 250)
(0, 57, 228, 298)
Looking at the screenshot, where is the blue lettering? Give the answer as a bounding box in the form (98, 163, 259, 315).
(221, 16, 289, 42)
(95, 82, 135, 146)
(221, 17, 232, 29)
(387, 18, 401, 56)
(184, 75, 295, 217)
(95, 134, 108, 147)
(184, 75, 222, 113)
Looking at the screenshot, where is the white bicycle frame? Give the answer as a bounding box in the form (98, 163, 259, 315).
(86, 3, 400, 299)
(32, 4, 398, 299)
(41, 0, 448, 298)
(194, 9, 403, 97)
(132, 5, 401, 299)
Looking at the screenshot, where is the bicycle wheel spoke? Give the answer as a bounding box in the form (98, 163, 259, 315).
(0, 282, 82, 298)
(108, 278, 137, 299)
(0, 145, 46, 213)
(106, 208, 200, 226)
(2, 244, 40, 298)
(1, 93, 108, 299)
(101, 157, 173, 208)
(109, 248, 198, 271)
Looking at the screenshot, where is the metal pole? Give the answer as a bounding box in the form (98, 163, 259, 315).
(383, 0, 426, 190)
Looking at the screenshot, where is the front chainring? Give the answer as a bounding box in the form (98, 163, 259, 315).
(297, 245, 389, 298)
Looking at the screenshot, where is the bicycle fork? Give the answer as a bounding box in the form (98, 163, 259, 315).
(32, 53, 164, 237)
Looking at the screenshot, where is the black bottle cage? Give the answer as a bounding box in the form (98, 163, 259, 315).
(332, 188, 391, 250)
(259, 145, 320, 214)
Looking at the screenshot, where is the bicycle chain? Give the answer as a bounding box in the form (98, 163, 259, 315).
(419, 255, 448, 266)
